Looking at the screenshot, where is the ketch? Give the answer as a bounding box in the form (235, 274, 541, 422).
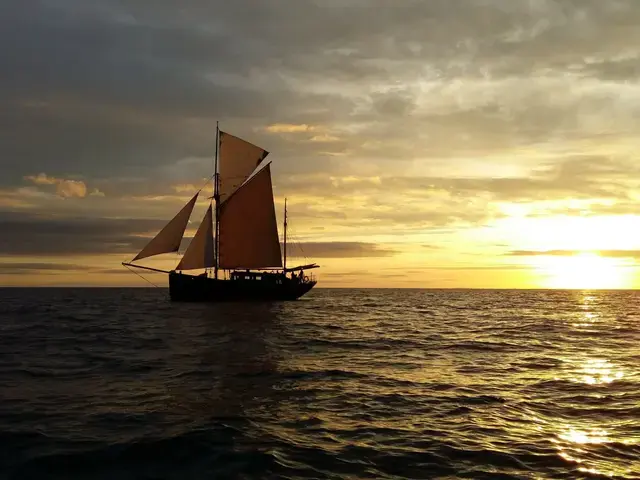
(122, 124, 319, 301)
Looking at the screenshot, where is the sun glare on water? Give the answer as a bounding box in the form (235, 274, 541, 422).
(533, 252, 632, 289)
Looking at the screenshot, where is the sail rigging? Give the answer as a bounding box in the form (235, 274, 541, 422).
(131, 192, 199, 262)
(124, 124, 318, 296)
(176, 203, 215, 270)
(218, 164, 283, 269)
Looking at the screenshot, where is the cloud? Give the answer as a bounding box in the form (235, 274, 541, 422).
(24, 173, 58, 186)
(0, 262, 143, 276)
(286, 242, 397, 258)
(7, 151, 638, 240)
(4, 0, 640, 187)
(310, 134, 340, 143)
(0, 211, 162, 256)
(265, 124, 315, 133)
(172, 184, 200, 194)
(266, 153, 639, 235)
(24, 173, 87, 198)
(0, 212, 399, 260)
(0, 262, 92, 275)
(508, 249, 640, 259)
(283, 154, 638, 202)
(4, 0, 640, 287)
(321, 270, 369, 278)
(56, 179, 87, 198)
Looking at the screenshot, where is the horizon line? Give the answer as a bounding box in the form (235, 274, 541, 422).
(1, 286, 638, 291)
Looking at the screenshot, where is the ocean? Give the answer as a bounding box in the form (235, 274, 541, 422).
(0, 288, 638, 479)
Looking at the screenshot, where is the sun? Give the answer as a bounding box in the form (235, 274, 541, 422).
(533, 252, 632, 289)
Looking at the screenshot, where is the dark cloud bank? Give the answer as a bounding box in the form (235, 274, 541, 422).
(2, 0, 639, 183)
(0, 211, 393, 265)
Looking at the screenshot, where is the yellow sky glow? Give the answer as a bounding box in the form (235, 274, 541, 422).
(4, 2, 640, 288)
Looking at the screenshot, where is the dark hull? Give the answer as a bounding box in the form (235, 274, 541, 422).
(169, 272, 316, 302)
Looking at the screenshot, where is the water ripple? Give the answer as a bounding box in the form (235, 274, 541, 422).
(0, 287, 638, 479)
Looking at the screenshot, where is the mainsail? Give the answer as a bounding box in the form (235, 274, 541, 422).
(218, 164, 283, 269)
(218, 131, 269, 201)
(176, 203, 215, 271)
(132, 192, 199, 261)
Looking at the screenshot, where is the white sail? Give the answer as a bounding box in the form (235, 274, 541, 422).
(176, 203, 215, 271)
(218, 131, 269, 201)
(132, 192, 199, 262)
(218, 164, 283, 269)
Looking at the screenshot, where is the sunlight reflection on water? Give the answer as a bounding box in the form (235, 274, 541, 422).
(2, 288, 640, 479)
(577, 359, 624, 385)
(553, 425, 636, 478)
(559, 428, 611, 445)
(542, 291, 638, 478)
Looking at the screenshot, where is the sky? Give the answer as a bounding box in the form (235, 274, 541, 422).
(3, 0, 640, 288)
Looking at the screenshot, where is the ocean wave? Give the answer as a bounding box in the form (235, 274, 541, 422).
(1, 288, 639, 479)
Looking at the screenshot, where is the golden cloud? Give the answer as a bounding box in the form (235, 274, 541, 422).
(24, 173, 87, 198)
(265, 123, 315, 133)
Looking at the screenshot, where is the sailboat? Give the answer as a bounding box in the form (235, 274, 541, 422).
(122, 124, 319, 302)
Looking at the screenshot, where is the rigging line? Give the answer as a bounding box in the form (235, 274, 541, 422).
(287, 226, 304, 250)
(288, 230, 309, 263)
(124, 264, 161, 288)
(197, 173, 216, 195)
(294, 238, 310, 263)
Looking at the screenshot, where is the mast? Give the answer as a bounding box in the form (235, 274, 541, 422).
(214, 121, 220, 279)
(283, 198, 287, 271)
